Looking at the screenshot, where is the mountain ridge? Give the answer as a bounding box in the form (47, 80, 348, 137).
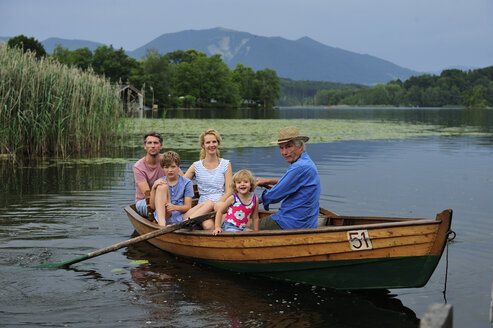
(3, 28, 420, 84)
(126, 27, 417, 84)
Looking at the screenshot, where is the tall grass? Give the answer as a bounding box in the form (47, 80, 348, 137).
(0, 45, 123, 158)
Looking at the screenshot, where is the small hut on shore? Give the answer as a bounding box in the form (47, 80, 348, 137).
(119, 85, 143, 112)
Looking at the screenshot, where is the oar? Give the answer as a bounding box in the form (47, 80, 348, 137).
(36, 212, 214, 268)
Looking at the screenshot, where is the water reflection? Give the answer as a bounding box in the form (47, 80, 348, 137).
(138, 107, 281, 120)
(1, 107, 493, 327)
(124, 239, 419, 328)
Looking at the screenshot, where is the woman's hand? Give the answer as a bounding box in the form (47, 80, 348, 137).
(213, 227, 223, 236)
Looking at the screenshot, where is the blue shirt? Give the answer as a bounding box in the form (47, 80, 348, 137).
(260, 152, 321, 229)
(154, 175, 194, 224)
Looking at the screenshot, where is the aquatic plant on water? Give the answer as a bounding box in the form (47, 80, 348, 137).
(121, 118, 490, 151)
(0, 45, 123, 158)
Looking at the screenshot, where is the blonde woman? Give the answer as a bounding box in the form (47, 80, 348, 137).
(183, 129, 233, 230)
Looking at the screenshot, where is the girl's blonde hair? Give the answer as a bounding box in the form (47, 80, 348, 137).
(199, 129, 222, 160)
(231, 169, 257, 193)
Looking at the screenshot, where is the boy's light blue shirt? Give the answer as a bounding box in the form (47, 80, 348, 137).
(154, 175, 194, 224)
(260, 152, 321, 229)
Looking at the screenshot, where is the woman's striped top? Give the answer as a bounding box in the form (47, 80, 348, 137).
(194, 158, 230, 203)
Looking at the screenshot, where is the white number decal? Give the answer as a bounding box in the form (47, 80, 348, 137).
(347, 230, 373, 250)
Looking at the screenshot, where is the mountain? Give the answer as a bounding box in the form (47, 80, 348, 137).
(42, 38, 104, 53)
(3, 28, 419, 84)
(127, 27, 419, 84)
(0, 36, 103, 53)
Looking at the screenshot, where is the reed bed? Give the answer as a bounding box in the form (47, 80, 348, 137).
(0, 45, 123, 158)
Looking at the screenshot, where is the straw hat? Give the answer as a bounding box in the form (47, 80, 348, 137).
(271, 126, 309, 144)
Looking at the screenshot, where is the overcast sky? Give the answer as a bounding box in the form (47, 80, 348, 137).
(1, 0, 492, 72)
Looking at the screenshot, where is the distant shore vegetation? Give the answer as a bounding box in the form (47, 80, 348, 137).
(280, 66, 493, 109)
(278, 70, 493, 109)
(314, 67, 493, 109)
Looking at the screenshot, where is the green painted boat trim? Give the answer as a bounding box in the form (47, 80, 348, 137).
(190, 255, 442, 290)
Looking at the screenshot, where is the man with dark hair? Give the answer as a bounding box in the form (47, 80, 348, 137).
(133, 131, 165, 217)
(257, 126, 321, 230)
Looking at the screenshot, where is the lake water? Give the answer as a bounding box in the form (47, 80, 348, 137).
(1, 107, 492, 327)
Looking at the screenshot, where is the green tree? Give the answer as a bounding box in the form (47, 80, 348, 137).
(71, 47, 93, 70)
(422, 87, 442, 107)
(406, 85, 423, 107)
(171, 51, 240, 106)
(403, 74, 437, 91)
(52, 45, 92, 70)
(173, 61, 201, 100)
(385, 83, 405, 106)
(440, 69, 468, 91)
(52, 45, 71, 64)
(7, 34, 46, 58)
(165, 49, 203, 64)
(204, 54, 239, 105)
(486, 81, 493, 106)
(142, 49, 171, 107)
(462, 85, 489, 109)
(368, 84, 389, 105)
(92, 45, 139, 83)
(172, 51, 208, 100)
(254, 68, 280, 108)
(232, 63, 256, 103)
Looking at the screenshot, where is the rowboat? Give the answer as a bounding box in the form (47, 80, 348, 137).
(124, 204, 453, 290)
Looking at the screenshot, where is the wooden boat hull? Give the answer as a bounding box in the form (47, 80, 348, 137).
(124, 205, 452, 290)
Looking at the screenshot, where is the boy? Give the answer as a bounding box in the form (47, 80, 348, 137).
(149, 151, 194, 226)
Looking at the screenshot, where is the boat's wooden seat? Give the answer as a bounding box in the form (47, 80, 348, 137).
(326, 217, 352, 226)
(318, 215, 328, 227)
(143, 185, 200, 222)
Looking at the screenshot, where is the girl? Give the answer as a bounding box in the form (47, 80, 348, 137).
(183, 129, 233, 230)
(213, 170, 259, 235)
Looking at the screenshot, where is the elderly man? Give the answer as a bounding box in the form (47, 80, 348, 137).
(257, 126, 321, 230)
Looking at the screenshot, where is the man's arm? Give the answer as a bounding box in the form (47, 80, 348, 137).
(136, 181, 150, 196)
(260, 166, 306, 208)
(256, 177, 279, 187)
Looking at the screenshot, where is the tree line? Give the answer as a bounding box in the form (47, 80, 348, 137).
(7, 35, 280, 109)
(313, 67, 493, 109)
(278, 79, 365, 106)
(7, 35, 492, 109)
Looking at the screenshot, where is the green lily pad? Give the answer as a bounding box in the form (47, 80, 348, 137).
(130, 260, 149, 265)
